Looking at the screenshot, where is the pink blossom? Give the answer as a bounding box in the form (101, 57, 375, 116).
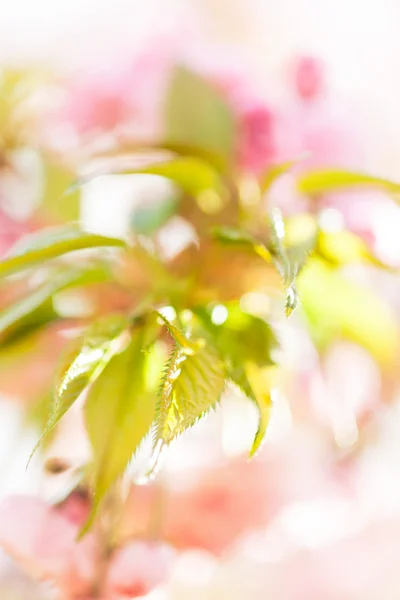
(0, 495, 174, 599)
(275, 55, 363, 171)
(189, 49, 277, 174)
(105, 541, 174, 599)
(51, 37, 177, 149)
(293, 56, 325, 101)
(0, 496, 98, 598)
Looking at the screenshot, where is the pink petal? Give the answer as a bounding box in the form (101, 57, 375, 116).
(0, 495, 98, 597)
(106, 541, 174, 598)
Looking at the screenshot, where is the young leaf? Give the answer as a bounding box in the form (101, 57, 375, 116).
(41, 161, 80, 221)
(83, 332, 157, 532)
(197, 304, 278, 368)
(0, 225, 125, 278)
(212, 226, 272, 262)
(155, 311, 204, 355)
(74, 156, 224, 200)
(298, 258, 399, 368)
(165, 66, 235, 165)
(29, 314, 129, 462)
(316, 230, 389, 269)
(260, 154, 308, 193)
(195, 305, 278, 455)
(154, 342, 226, 446)
(297, 169, 400, 200)
(0, 267, 110, 344)
(244, 363, 276, 457)
(268, 208, 315, 316)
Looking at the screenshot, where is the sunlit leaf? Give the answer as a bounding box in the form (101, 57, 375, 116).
(74, 156, 223, 201)
(126, 157, 223, 197)
(196, 303, 278, 367)
(165, 66, 235, 165)
(154, 342, 226, 445)
(82, 332, 157, 533)
(298, 258, 399, 367)
(41, 162, 80, 221)
(195, 304, 277, 455)
(261, 154, 308, 193)
(245, 363, 276, 457)
(155, 311, 204, 355)
(298, 169, 400, 200)
(316, 230, 387, 268)
(212, 226, 271, 262)
(0, 225, 125, 278)
(0, 267, 110, 344)
(29, 314, 129, 463)
(268, 209, 315, 316)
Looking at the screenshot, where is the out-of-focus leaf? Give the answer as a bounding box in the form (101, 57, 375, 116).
(42, 162, 80, 221)
(298, 258, 399, 367)
(268, 208, 315, 316)
(130, 196, 178, 235)
(165, 66, 235, 166)
(298, 169, 400, 200)
(261, 155, 307, 193)
(316, 230, 386, 268)
(74, 156, 223, 199)
(82, 332, 157, 533)
(126, 157, 223, 196)
(0, 266, 110, 344)
(29, 314, 129, 463)
(0, 225, 125, 278)
(154, 342, 226, 446)
(212, 226, 271, 262)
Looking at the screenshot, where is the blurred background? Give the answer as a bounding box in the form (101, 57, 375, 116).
(2, 1, 400, 599)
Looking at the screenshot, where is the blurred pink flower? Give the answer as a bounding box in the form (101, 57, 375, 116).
(0, 496, 98, 598)
(230, 88, 276, 175)
(294, 56, 325, 101)
(189, 48, 277, 174)
(0, 495, 174, 600)
(275, 55, 363, 171)
(258, 517, 400, 600)
(105, 541, 174, 600)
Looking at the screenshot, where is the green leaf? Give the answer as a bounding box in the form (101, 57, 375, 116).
(155, 311, 204, 355)
(298, 258, 399, 367)
(298, 169, 400, 200)
(0, 267, 110, 345)
(154, 342, 226, 445)
(165, 66, 235, 165)
(41, 161, 80, 221)
(316, 230, 388, 269)
(82, 332, 157, 533)
(130, 196, 178, 235)
(260, 155, 307, 193)
(74, 156, 223, 201)
(29, 314, 129, 463)
(212, 226, 272, 262)
(268, 208, 315, 316)
(127, 157, 223, 197)
(195, 304, 277, 455)
(244, 363, 275, 457)
(197, 304, 278, 367)
(0, 225, 125, 278)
